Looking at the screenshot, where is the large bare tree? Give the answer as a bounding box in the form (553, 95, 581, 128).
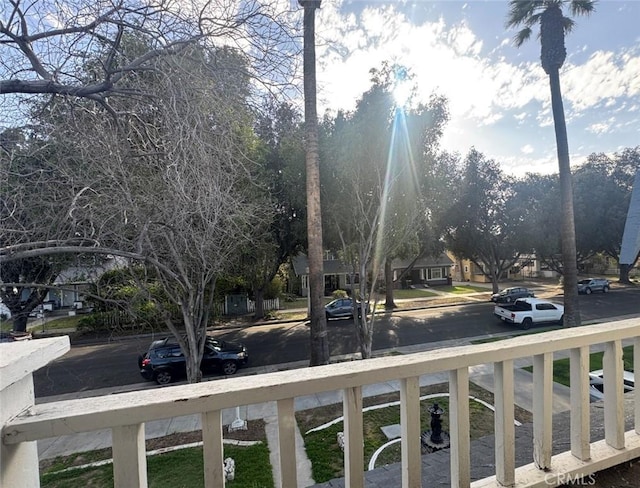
(1, 0, 298, 119)
(2, 47, 272, 383)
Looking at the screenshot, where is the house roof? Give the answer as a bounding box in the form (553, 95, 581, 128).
(391, 253, 454, 270)
(53, 256, 127, 284)
(291, 254, 351, 277)
(291, 252, 454, 277)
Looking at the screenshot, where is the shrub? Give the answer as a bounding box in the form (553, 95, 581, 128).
(332, 289, 348, 299)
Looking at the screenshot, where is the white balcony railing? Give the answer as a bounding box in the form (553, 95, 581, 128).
(2, 318, 640, 488)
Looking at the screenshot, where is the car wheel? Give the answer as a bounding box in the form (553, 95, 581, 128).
(603, 286, 609, 293)
(222, 360, 238, 375)
(506, 297, 512, 303)
(585, 288, 592, 295)
(155, 370, 173, 385)
(521, 318, 532, 330)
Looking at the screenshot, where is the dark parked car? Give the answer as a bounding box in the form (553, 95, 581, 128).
(490, 287, 535, 303)
(577, 278, 610, 294)
(325, 298, 370, 320)
(138, 336, 248, 385)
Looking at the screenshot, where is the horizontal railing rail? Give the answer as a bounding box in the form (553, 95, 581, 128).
(2, 318, 640, 487)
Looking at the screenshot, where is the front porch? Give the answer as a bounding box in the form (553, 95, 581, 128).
(2, 318, 640, 487)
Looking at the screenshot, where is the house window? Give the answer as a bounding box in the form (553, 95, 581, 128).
(429, 268, 442, 279)
(346, 274, 360, 285)
(464, 265, 469, 273)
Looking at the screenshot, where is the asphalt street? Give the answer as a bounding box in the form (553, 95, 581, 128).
(33, 287, 640, 398)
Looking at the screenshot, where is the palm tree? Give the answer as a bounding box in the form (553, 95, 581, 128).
(299, 0, 329, 365)
(506, 0, 596, 327)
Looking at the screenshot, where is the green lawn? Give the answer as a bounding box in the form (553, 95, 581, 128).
(390, 289, 439, 299)
(29, 315, 84, 331)
(437, 285, 489, 294)
(523, 346, 635, 387)
(300, 395, 496, 483)
(41, 443, 273, 488)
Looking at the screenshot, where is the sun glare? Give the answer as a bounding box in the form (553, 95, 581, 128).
(392, 65, 411, 107)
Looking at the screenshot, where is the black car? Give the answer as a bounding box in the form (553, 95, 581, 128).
(138, 336, 248, 385)
(490, 287, 535, 303)
(325, 298, 370, 320)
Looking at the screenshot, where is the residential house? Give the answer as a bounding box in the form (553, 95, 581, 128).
(389, 253, 454, 288)
(291, 252, 454, 296)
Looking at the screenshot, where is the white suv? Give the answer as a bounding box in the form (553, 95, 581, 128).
(577, 278, 610, 294)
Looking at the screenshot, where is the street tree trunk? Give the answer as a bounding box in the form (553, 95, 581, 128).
(384, 259, 396, 309)
(12, 313, 29, 333)
(548, 68, 581, 327)
(619, 263, 630, 284)
(300, 0, 329, 366)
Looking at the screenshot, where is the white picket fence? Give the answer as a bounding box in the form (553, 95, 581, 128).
(246, 297, 280, 313)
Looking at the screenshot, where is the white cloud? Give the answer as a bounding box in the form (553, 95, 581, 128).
(587, 121, 613, 135)
(562, 48, 640, 113)
(312, 2, 640, 176)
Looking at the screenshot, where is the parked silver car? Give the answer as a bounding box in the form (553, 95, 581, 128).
(577, 278, 610, 294)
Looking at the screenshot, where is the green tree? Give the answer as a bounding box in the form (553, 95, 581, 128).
(506, 0, 596, 327)
(512, 173, 564, 275)
(299, 0, 329, 366)
(442, 149, 533, 292)
(575, 148, 640, 281)
(322, 67, 448, 358)
(252, 102, 307, 319)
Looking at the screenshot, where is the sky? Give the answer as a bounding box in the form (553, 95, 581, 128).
(309, 0, 640, 176)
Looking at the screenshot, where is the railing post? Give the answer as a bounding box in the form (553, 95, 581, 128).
(603, 340, 625, 449)
(0, 337, 69, 488)
(202, 410, 224, 488)
(277, 398, 297, 487)
(533, 353, 552, 470)
(400, 376, 421, 487)
(343, 386, 364, 488)
(570, 346, 590, 460)
(0, 374, 40, 488)
(449, 367, 470, 487)
(494, 360, 515, 488)
(112, 424, 147, 488)
(635, 337, 640, 435)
